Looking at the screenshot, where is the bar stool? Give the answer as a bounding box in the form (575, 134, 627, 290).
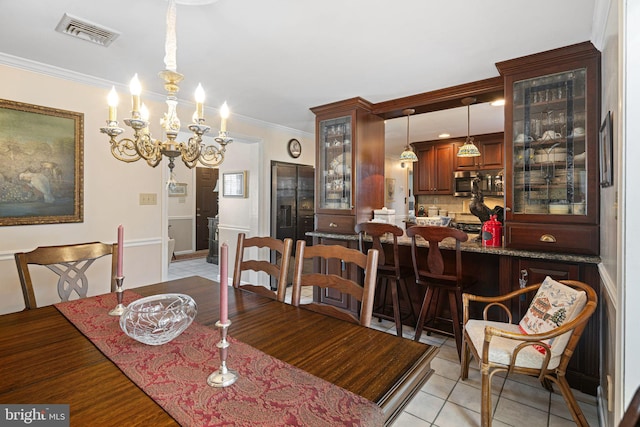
(355, 222, 415, 337)
(406, 225, 474, 358)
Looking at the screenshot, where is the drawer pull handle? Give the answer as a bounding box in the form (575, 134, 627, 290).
(329, 222, 338, 228)
(539, 234, 557, 243)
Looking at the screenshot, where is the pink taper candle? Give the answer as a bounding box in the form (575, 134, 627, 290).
(117, 225, 124, 278)
(220, 242, 228, 323)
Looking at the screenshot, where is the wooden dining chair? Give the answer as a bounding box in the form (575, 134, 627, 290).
(232, 233, 294, 302)
(407, 225, 475, 358)
(460, 277, 597, 427)
(355, 222, 415, 336)
(290, 240, 379, 327)
(15, 242, 118, 310)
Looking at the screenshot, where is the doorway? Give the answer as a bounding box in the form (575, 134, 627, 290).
(195, 167, 219, 251)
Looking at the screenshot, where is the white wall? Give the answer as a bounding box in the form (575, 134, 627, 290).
(621, 0, 640, 417)
(0, 61, 313, 314)
(216, 117, 315, 286)
(384, 156, 410, 228)
(593, 0, 640, 423)
(592, 0, 620, 424)
(0, 64, 166, 314)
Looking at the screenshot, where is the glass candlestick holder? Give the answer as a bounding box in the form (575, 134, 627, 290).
(207, 319, 238, 387)
(108, 277, 126, 316)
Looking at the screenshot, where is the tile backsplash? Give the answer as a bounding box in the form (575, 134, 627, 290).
(415, 195, 504, 220)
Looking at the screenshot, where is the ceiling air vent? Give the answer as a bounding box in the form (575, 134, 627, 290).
(55, 13, 120, 47)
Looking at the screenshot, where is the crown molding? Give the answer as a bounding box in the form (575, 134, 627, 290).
(591, 0, 612, 51)
(0, 52, 313, 138)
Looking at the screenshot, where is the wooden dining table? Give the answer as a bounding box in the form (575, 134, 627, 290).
(0, 276, 437, 426)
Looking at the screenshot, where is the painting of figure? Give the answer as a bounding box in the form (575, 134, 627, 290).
(0, 99, 83, 226)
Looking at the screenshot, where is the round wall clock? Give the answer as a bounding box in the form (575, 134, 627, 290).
(288, 138, 302, 158)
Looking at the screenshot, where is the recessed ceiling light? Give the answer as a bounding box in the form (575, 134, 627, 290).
(491, 99, 506, 106)
(438, 133, 450, 138)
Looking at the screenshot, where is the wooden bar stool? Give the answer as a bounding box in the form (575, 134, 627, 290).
(406, 225, 474, 358)
(355, 222, 415, 337)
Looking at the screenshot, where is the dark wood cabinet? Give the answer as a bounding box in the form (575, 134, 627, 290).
(496, 42, 601, 255)
(454, 132, 504, 171)
(500, 256, 601, 395)
(311, 97, 385, 234)
(413, 141, 454, 195)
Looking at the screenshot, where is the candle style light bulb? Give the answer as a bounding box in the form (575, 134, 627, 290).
(194, 83, 205, 122)
(140, 103, 150, 134)
(129, 74, 142, 113)
(107, 86, 119, 122)
(140, 103, 150, 121)
(220, 101, 229, 133)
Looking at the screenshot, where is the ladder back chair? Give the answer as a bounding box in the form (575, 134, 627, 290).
(355, 222, 415, 336)
(461, 277, 597, 427)
(290, 240, 379, 327)
(15, 242, 118, 310)
(406, 225, 474, 357)
(232, 233, 293, 302)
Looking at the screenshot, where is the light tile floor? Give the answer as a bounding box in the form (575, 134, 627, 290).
(169, 257, 600, 427)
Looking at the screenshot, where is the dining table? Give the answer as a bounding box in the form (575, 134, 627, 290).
(0, 276, 438, 426)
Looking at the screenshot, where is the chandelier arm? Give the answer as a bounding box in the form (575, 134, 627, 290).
(180, 135, 204, 164)
(198, 145, 225, 168)
(109, 136, 142, 163)
(133, 132, 163, 165)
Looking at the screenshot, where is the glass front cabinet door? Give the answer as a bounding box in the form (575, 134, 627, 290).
(318, 115, 353, 211)
(497, 42, 600, 255)
(311, 98, 385, 234)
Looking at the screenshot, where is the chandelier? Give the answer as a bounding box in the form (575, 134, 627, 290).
(100, 0, 231, 184)
(399, 108, 418, 163)
(456, 97, 481, 157)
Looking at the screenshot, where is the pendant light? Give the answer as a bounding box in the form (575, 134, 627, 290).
(399, 108, 418, 162)
(457, 97, 481, 157)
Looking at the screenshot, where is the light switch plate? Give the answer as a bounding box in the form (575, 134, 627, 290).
(139, 193, 157, 205)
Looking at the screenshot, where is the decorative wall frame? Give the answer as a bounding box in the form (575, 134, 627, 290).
(168, 183, 188, 197)
(599, 111, 613, 187)
(222, 171, 247, 198)
(0, 99, 83, 226)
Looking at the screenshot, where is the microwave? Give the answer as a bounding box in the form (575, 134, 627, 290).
(454, 170, 504, 197)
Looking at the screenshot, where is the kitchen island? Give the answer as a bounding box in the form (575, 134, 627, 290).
(307, 229, 601, 395)
(307, 230, 600, 264)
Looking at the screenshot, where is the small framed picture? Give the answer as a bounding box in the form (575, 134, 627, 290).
(168, 183, 187, 197)
(599, 111, 613, 187)
(222, 171, 247, 198)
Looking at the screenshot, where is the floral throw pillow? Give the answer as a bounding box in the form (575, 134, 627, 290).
(518, 276, 587, 354)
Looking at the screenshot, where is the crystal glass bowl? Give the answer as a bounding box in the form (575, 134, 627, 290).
(120, 293, 197, 345)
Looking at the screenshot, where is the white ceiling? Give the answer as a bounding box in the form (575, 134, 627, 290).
(0, 0, 595, 155)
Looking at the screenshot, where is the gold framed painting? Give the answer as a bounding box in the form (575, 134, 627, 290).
(0, 99, 83, 226)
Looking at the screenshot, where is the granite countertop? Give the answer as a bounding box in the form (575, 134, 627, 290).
(306, 231, 601, 265)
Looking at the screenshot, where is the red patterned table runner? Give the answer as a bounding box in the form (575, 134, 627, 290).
(55, 292, 384, 427)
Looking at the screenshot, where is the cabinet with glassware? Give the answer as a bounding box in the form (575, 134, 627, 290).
(311, 97, 385, 234)
(496, 42, 600, 255)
